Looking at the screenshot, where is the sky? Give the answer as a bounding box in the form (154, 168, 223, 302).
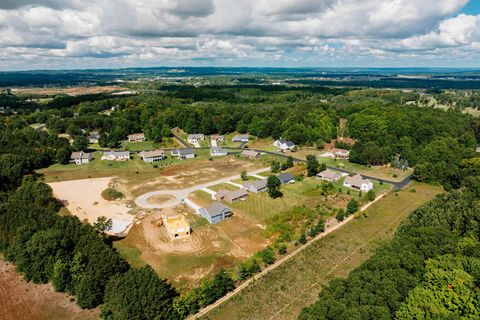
(0, 0, 479, 70)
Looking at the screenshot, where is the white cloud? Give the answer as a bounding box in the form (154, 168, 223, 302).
(0, 0, 477, 69)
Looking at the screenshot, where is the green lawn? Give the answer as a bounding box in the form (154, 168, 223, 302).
(123, 137, 179, 151)
(319, 157, 413, 182)
(201, 182, 443, 320)
(208, 183, 240, 192)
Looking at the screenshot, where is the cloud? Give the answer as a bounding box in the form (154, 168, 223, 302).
(0, 0, 478, 69)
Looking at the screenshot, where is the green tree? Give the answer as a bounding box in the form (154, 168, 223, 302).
(267, 175, 282, 198)
(271, 160, 281, 173)
(346, 199, 358, 216)
(306, 154, 320, 176)
(366, 189, 376, 201)
(72, 135, 88, 151)
(240, 170, 248, 181)
(336, 210, 345, 222)
(286, 156, 294, 169)
(55, 146, 72, 164)
(93, 216, 113, 233)
(258, 247, 275, 265)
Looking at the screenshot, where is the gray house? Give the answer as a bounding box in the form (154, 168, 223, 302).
(232, 134, 249, 142)
(316, 169, 341, 181)
(140, 150, 165, 162)
(199, 202, 232, 224)
(70, 152, 93, 165)
(171, 148, 196, 159)
(278, 173, 295, 184)
(242, 179, 268, 193)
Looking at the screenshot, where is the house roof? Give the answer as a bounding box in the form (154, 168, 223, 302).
(210, 134, 224, 140)
(103, 150, 129, 157)
(241, 150, 260, 157)
(141, 150, 164, 158)
(188, 134, 204, 139)
(226, 188, 248, 199)
(317, 169, 340, 179)
(278, 173, 295, 183)
(211, 147, 227, 153)
(276, 138, 295, 147)
(243, 179, 267, 190)
(233, 134, 249, 140)
(70, 151, 92, 160)
(344, 174, 371, 187)
(128, 132, 144, 138)
(178, 148, 195, 156)
(202, 202, 231, 217)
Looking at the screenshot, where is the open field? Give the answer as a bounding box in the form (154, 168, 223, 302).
(319, 157, 413, 182)
(39, 154, 265, 197)
(11, 85, 128, 96)
(123, 137, 180, 151)
(48, 177, 134, 235)
(463, 107, 480, 117)
(113, 205, 269, 290)
(0, 257, 98, 320)
(201, 182, 443, 320)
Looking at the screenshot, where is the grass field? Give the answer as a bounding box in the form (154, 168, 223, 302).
(201, 182, 443, 320)
(319, 157, 413, 182)
(123, 138, 180, 151)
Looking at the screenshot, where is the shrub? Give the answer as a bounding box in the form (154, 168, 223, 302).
(101, 187, 124, 201)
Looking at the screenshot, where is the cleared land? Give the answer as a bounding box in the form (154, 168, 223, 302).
(48, 177, 134, 234)
(11, 85, 127, 96)
(113, 205, 269, 290)
(0, 257, 98, 320)
(201, 182, 443, 320)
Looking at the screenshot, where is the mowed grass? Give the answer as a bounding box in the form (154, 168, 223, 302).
(38, 153, 157, 183)
(201, 182, 443, 320)
(319, 157, 413, 182)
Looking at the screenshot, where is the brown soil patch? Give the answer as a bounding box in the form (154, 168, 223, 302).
(146, 194, 176, 205)
(0, 257, 99, 320)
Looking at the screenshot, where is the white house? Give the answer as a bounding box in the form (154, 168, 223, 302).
(232, 134, 249, 142)
(140, 150, 165, 162)
(210, 147, 228, 157)
(317, 169, 341, 181)
(171, 148, 195, 159)
(187, 134, 204, 144)
(101, 150, 130, 161)
(128, 133, 145, 142)
(88, 132, 100, 144)
(273, 138, 295, 151)
(70, 152, 93, 165)
(343, 174, 373, 192)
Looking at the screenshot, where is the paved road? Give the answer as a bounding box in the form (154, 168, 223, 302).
(134, 167, 270, 209)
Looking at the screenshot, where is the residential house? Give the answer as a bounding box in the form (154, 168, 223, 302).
(88, 132, 100, 144)
(171, 148, 195, 159)
(331, 148, 350, 159)
(199, 202, 233, 224)
(128, 133, 145, 142)
(273, 138, 295, 151)
(101, 150, 130, 161)
(163, 215, 191, 239)
(140, 150, 165, 162)
(278, 172, 295, 184)
(241, 150, 260, 159)
(232, 134, 249, 142)
(214, 189, 248, 203)
(242, 179, 268, 193)
(70, 151, 93, 165)
(343, 174, 373, 192)
(316, 169, 341, 181)
(210, 134, 225, 142)
(187, 134, 204, 144)
(210, 147, 228, 157)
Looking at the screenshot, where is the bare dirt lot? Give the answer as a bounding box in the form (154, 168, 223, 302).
(114, 205, 269, 290)
(0, 257, 98, 320)
(49, 177, 134, 234)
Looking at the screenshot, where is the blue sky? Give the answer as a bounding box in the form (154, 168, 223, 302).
(0, 0, 479, 70)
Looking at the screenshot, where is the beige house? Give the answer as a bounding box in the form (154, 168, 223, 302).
(163, 215, 191, 239)
(317, 169, 341, 181)
(128, 133, 145, 142)
(241, 150, 260, 159)
(215, 188, 248, 203)
(343, 174, 373, 192)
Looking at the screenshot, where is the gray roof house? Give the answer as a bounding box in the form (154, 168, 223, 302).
(241, 150, 260, 159)
(232, 134, 249, 142)
(210, 147, 228, 156)
(171, 148, 196, 159)
(278, 172, 295, 184)
(70, 151, 93, 165)
(343, 174, 373, 192)
(242, 179, 268, 193)
(199, 202, 233, 224)
(187, 134, 204, 143)
(140, 150, 165, 162)
(273, 138, 295, 150)
(215, 188, 248, 203)
(88, 132, 100, 143)
(317, 169, 341, 181)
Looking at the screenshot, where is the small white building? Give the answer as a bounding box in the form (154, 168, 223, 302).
(343, 174, 373, 192)
(128, 133, 145, 142)
(232, 134, 249, 142)
(171, 148, 195, 159)
(140, 150, 165, 162)
(210, 147, 228, 157)
(70, 152, 93, 165)
(273, 138, 295, 151)
(187, 134, 204, 144)
(317, 169, 341, 181)
(101, 150, 130, 161)
(88, 132, 100, 144)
